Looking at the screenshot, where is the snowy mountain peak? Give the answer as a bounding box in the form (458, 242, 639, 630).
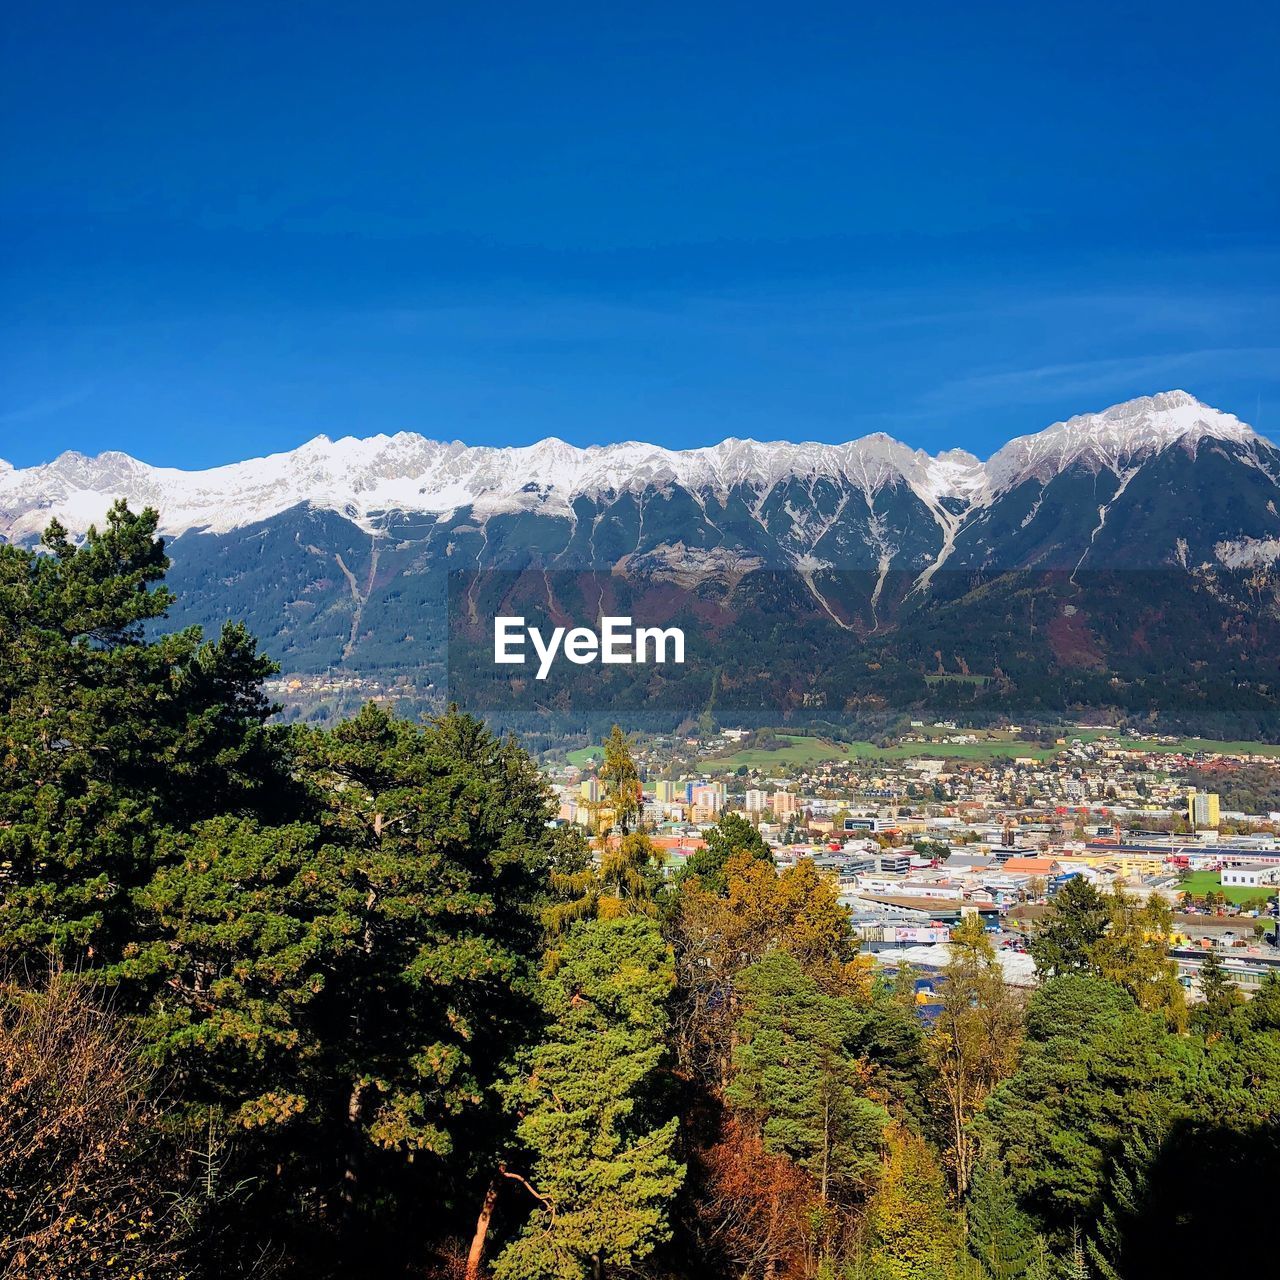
(984, 390, 1259, 491)
(0, 392, 1267, 541)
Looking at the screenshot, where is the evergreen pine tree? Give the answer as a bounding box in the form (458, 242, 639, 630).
(727, 951, 887, 1201)
(0, 504, 283, 964)
(493, 916, 683, 1280)
(1028, 877, 1109, 979)
(679, 811, 772, 895)
(965, 1152, 1037, 1280)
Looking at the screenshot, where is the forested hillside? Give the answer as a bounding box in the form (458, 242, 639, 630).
(1, 504, 1277, 1280)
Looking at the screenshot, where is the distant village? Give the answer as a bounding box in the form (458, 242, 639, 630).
(547, 726, 1280, 997)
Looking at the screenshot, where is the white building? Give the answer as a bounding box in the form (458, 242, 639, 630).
(1220, 863, 1280, 888)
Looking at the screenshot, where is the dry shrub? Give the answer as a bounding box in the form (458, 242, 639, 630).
(0, 971, 184, 1280)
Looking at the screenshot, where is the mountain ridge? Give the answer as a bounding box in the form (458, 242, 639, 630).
(0, 390, 1268, 541)
(4, 388, 1278, 734)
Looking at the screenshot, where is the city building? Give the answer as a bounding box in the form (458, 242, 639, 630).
(772, 791, 800, 818)
(1221, 863, 1280, 888)
(1187, 790, 1221, 829)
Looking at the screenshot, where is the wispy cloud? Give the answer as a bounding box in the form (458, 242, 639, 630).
(0, 388, 95, 427)
(915, 348, 1280, 415)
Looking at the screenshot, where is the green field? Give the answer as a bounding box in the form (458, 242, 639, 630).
(1079, 732, 1280, 757)
(839, 731, 1280, 762)
(1179, 869, 1278, 907)
(566, 746, 603, 767)
(712, 729, 1280, 772)
(713, 735, 849, 769)
(842, 739, 1056, 762)
(713, 733, 1056, 770)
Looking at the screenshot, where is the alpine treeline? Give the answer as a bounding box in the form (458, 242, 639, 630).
(0, 504, 1277, 1280)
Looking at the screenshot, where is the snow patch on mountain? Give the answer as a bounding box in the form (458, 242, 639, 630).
(1215, 536, 1280, 569)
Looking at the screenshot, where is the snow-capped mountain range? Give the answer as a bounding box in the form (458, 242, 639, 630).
(0, 391, 1268, 541)
(4, 389, 1280, 719)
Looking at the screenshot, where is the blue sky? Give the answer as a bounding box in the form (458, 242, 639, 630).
(2, 0, 1278, 468)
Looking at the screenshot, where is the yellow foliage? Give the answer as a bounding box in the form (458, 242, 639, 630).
(233, 1090, 308, 1129)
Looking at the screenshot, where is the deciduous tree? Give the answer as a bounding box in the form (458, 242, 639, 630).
(0, 972, 186, 1279)
(927, 917, 1023, 1195)
(1088, 892, 1186, 1029)
(688, 1114, 821, 1280)
(669, 851, 870, 1085)
(860, 1126, 962, 1280)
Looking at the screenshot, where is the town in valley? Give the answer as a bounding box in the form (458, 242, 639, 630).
(547, 723, 1280, 998)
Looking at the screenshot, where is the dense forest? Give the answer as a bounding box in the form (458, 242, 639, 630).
(1, 503, 1278, 1280)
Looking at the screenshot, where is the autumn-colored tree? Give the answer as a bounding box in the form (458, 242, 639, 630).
(669, 851, 870, 1084)
(544, 830, 663, 935)
(927, 917, 1023, 1195)
(0, 973, 186, 1280)
(678, 811, 773, 896)
(688, 1115, 822, 1280)
(1031, 881, 1185, 1029)
(546, 728, 661, 936)
(1089, 891, 1186, 1029)
(859, 1126, 962, 1280)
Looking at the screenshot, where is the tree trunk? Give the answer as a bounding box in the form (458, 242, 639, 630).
(951, 1077, 970, 1196)
(465, 1180, 499, 1280)
(342, 1079, 367, 1208)
(820, 1089, 831, 1203)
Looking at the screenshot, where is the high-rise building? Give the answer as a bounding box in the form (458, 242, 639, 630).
(744, 789, 769, 812)
(771, 790, 799, 817)
(1187, 790, 1220, 828)
(580, 778, 600, 804)
(690, 782, 725, 814)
